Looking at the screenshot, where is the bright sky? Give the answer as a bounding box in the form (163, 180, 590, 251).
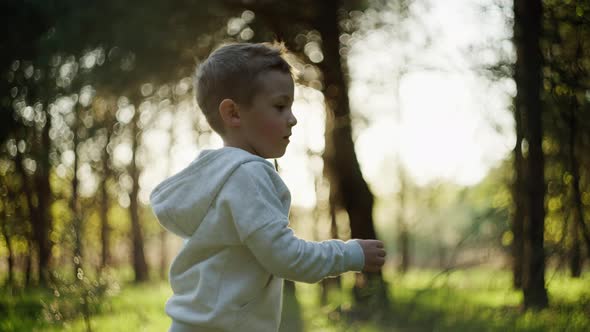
(138, 0, 516, 209)
(282, 0, 515, 206)
(349, 0, 514, 188)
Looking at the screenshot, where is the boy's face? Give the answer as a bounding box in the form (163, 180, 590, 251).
(238, 70, 297, 159)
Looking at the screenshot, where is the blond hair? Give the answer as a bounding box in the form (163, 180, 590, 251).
(194, 42, 292, 134)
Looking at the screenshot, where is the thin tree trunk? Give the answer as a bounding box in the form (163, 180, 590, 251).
(100, 125, 113, 269)
(25, 237, 34, 287)
(393, 70, 410, 273)
(514, 0, 548, 309)
(100, 168, 111, 269)
(158, 228, 167, 280)
(71, 108, 82, 279)
(320, 185, 342, 305)
(12, 187, 30, 287)
(397, 166, 409, 273)
(512, 82, 525, 289)
(570, 217, 581, 277)
(0, 209, 14, 287)
(129, 98, 149, 282)
(425, 188, 445, 269)
(35, 105, 53, 285)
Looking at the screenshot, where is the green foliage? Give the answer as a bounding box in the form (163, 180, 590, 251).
(41, 269, 119, 332)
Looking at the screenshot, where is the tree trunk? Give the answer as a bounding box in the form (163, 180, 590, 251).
(14, 146, 41, 285)
(392, 70, 410, 273)
(320, 187, 342, 305)
(316, 0, 389, 312)
(100, 170, 111, 269)
(129, 98, 149, 282)
(34, 105, 53, 285)
(71, 108, 82, 279)
(19, 70, 55, 286)
(0, 210, 14, 287)
(25, 237, 34, 287)
(158, 229, 168, 280)
(514, 0, 548, 309)
(397, 166, 410, 273)
(570, 218, 582, 277)
(511, 77, 525, 290)
(100, 125, 113, 269)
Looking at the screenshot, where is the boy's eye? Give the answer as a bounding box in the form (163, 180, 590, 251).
(275, 105, 285, 111)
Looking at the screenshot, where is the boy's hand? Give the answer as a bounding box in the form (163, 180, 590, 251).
(357, 240, 386, 272)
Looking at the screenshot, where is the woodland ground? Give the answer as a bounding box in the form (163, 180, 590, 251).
(0, 268, 589, 331)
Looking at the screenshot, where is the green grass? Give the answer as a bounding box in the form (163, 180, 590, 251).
(0, 281, 172, 332)
(381, 268, 590, 331)
(1, 268, 589, 331)
(48, 282, 173, 332)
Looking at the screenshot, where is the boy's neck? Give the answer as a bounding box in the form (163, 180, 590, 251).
(222, 135, 256, 156)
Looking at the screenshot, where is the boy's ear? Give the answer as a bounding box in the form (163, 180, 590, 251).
(218, 99, 241, 128)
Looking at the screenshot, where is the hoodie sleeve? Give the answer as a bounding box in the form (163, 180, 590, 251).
(220, 162, 365, 283)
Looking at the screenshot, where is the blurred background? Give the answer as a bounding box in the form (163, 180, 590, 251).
(1, 0, 589, 331)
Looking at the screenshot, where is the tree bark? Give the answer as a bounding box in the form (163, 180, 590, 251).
(100, 166, 111, 269)
(71, 107, 82, 279)
(511, 82, 525, 289)
(514, 0, 548, 309)
(35, 102, 53, 285)
(315, 0, 389, 312)
(100, 125, 113, 269)
(129, 98, 149, 282)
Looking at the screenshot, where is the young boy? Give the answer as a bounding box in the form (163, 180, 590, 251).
(150, 42, 386, 332)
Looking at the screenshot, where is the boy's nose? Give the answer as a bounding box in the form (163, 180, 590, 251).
(288, 112, 297, 127)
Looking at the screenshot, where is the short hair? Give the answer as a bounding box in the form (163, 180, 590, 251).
(194, 42, 292, 134)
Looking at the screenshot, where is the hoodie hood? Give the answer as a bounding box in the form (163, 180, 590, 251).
(149, 147, 271, 238)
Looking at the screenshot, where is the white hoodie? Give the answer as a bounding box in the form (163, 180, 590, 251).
(150, 147, 365, 332)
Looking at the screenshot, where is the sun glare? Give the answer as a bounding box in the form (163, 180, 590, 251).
(143, 0, 515, 208)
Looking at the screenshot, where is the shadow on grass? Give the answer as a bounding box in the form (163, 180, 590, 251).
(0, 287, 49, 331)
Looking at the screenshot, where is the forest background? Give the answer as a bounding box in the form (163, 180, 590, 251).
(1, 0, 589, 331)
